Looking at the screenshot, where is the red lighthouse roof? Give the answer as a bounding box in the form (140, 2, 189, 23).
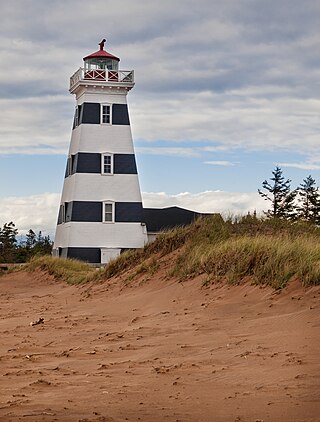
(83, 39, 120, 61)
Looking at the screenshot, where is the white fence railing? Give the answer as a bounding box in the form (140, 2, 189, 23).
(70, 68, 134, 90)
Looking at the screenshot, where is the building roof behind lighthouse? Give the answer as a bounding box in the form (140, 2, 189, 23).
(83, 39, 120, 61)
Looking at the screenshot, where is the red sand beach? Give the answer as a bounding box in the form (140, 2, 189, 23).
(0, 269, 319, 421)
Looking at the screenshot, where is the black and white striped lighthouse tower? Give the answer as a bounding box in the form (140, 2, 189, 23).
(53, 40, 147, 263)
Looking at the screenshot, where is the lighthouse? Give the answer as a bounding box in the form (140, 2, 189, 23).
(53, 40, 148, 264)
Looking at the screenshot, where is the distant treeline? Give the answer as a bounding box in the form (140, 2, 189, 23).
(0, 222, 52, 263)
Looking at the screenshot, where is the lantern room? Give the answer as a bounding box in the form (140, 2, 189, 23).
(83, 39, 120, 80)
(69, 39, 134, 94)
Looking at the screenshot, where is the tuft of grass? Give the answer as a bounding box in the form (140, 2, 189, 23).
(101, 250, 160, 283)
(144, 226, 192, 256)
(101, 249, 144, 279)
(25, 256, 96, 284)
(0, 263, 24, 276)
(126, 257, 160, 282)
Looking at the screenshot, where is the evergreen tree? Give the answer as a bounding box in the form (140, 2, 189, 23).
(0, 223, 53, 263)
(296, 175, 320, 223)
(0, 222, 18, 263)
(37, 230, 43, 245)
(258, 166, 297, 219)
(26, 229, 37, 249)
(33, 232, 52, 255)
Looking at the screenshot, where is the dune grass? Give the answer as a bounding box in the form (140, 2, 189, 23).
(24, 215, 320, 288)
(25, 255, 96, 284)
(173, 234, 320, 288)
(100, 214, 320, 288)
(169, 215, 320, 288)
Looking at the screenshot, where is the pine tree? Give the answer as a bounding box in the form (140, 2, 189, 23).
(258, 167, 297, 219)
(33, 231, 53, 256)
(26, 229, 37, 249)
(0, 222, 18, 263)
(296, 175, 320, 223)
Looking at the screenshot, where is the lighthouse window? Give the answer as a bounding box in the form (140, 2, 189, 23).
(74, 105, 82, 128)
(58, 204, 65, 224)
(66, 157, 72, 177)
(102, 154, 113, 174)
(103, 202, 114, 223)
(75, 109, 79, 127)
(66, 155, 76, 176)
(101, 105, 111, 124)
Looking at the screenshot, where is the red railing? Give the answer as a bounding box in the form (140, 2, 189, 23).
(70, 68, 134, 90)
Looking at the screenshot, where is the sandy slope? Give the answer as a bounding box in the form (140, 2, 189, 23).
(0, 268, 319, 422)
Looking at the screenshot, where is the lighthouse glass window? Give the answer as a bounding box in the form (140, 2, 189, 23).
(103, 154, 113, 174)
(104, 202, 114, 223)
(102, 105, 111, 124)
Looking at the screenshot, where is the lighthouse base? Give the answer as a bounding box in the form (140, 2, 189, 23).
(52, 247, 123, 264)
(101, 248, 121, 264)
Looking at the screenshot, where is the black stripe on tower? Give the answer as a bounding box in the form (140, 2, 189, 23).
(112, 104, 130, 125)
(59, 247, 101, 263)
(115, 202, 143, 222)
(73, 103, 130, 126)
(81, 103, 100, 124)
(60, 248, 130, 263)
(114, 154, 137, 174)
(64, 153, 137, 177)
(57, 201, 143, 224)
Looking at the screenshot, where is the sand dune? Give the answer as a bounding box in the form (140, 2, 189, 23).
(0, 269, 319, 421)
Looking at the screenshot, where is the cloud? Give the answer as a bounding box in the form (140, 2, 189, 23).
(279, 162, 320, 171)
(0, 96, 73, 155)
(0, 193, 60, 236)
(204, 161, 235, 166)
(131, 94, 320, 154)
(136, 147, 201, 157)
(279, 155, 320, 171)
(0, 1, 319, 156)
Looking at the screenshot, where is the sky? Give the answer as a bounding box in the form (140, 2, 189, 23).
(0, 0, 320, 236)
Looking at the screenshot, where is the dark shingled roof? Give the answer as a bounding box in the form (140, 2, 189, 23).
(143, 206, 211, 232)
